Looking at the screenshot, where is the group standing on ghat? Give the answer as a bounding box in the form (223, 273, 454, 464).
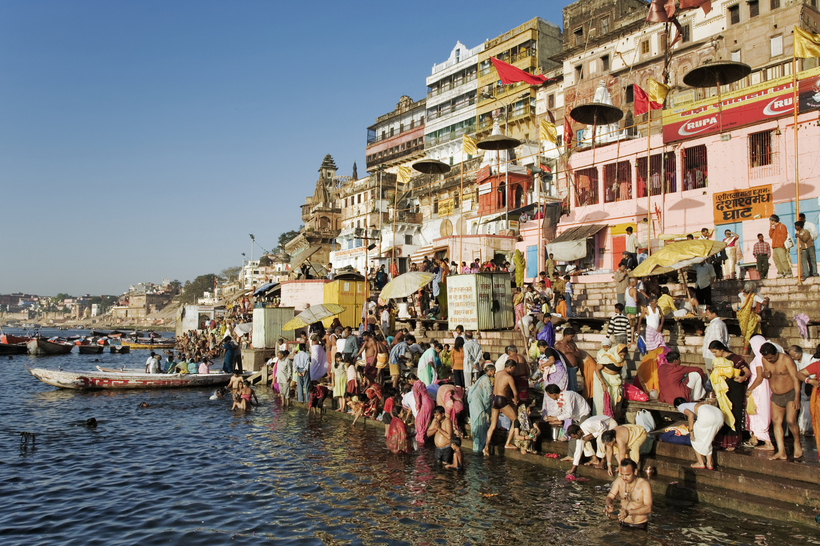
(156, 225, 820, 530)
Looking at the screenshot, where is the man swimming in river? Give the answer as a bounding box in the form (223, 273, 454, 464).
(605, 458, 652, 530)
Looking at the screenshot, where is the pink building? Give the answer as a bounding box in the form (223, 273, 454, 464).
(518, 67, 820, 283)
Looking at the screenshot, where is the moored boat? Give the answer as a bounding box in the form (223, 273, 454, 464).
(27, 367, 236, 390)
(1, 333, 31, 345)
(109, 345, 131, 354)
(0, 343, 27, 355)
(119, 339, 175, 350)
(27, 338, 74, 356)
(78, 345, 104, 355)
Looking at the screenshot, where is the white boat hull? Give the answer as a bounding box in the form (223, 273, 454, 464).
(27, 367, 237, 390)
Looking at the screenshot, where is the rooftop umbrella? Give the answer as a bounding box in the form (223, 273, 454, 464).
(379, 272, 435, 301)
(412, 159, 451, 175)
(477, 134, 520, 151)
(281, 303, 346, 331)
(683, 61, 751, 134)
(570, 102, 624, 162)
(631, 240, 727, 276)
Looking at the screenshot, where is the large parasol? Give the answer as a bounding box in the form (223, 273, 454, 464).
(683, 61, 751, 134)
(379, 272, 436, 301)
(281, 303, 346, 331)
(631, 239, 727, 276)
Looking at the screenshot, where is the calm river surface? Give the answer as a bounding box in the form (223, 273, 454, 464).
(0, 329, 815, 545)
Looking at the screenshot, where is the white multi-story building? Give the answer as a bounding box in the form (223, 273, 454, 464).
(424, 41, 484, 165)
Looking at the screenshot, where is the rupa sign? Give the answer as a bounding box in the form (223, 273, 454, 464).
(662, 67, 820, 143)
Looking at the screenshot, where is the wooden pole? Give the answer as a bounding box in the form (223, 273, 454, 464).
(392, 179, 398, 276)
(646, 113, 652, 256)
(794, 55, 802, 283)
(536, 136, 542, 275)
(459, 148, 465, 269)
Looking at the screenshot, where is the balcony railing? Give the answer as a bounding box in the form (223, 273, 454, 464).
(366, 142, 425, 168)
(427, 72, 477, 97)
(397, 212, 422, 224)
(426, 97, 477, 121)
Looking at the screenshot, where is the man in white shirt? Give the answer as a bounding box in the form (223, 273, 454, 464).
(625, 227, 638, 263)
(145, 352, 161, 374)
(543, 384, 591, 459)
(566, 414, 618, 475)
(380, 306, 391, 336)
(799, 213, 818, 278)
(694, 261, 716, 306)
(463, 331, 483, 389)
(701, 306, 728, 372)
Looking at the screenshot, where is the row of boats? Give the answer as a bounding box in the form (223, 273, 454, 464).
(0, 331, 176, 356)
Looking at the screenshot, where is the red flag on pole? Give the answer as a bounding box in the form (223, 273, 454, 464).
(634, 85, 650, 115)
(490, 57, 556, 86)
(564, 116, 573, 147)
(679, 0, 711, 15)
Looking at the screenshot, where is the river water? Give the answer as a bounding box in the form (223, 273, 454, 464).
(0, 329, 815, 545)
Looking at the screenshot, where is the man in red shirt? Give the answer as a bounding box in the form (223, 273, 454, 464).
(657, 350, 706, 404)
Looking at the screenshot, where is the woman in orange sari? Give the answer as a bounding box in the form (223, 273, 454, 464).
(798, 362, 820, 462)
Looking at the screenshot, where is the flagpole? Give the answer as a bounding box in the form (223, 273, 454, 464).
(537, 134, 543, 275)
(459, 151, 464, 269)
(392, 178, 398, 276)
(793, 54, 802, 283)
(646, 111, 652, 257)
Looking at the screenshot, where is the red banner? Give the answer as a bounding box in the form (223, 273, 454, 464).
(662, 71, 820, 143)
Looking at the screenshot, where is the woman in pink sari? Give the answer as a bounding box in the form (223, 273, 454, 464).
(745, 335, 775, 450)
(411, 375, 434, 445)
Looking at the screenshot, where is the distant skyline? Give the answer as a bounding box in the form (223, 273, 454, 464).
(0, 0, 565, 295)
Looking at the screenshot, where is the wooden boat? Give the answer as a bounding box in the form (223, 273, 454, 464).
(1, 333, 31, 345)
(78, 345, 104, 355)
(119, 340, 175, 349)
(27, 338, 74, 356)
(28, 367, 236, 390)
(0, 343, 27, 355)
(109, 345, 131, 354)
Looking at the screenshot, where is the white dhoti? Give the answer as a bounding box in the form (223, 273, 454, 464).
(687, 372, 705, 401)
(799, 400, 813, 435)
(692, 405, 724, 457)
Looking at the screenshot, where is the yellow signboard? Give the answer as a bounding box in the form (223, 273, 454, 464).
(438, 198, 454, 217)
(713, 184, 773, 223)
(610, 223, 637, 236)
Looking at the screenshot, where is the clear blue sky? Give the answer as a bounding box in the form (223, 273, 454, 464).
(0, 0, 565, 296)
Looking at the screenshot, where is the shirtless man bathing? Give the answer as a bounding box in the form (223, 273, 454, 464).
(760, 343, 803, 461)
(427, 405, 455, 466)
(483, 359, 518, 456)
(605, 458, 653, 530)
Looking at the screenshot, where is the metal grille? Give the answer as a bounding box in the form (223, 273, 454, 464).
(636, 152, 677, 196)
(682, 145, 708, 191)
(604, 161, 632, 202)
(749, 130, 779, 179)
(575, 167, 599, 207)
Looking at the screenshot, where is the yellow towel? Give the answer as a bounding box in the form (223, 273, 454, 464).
(710, 357, 741, 431)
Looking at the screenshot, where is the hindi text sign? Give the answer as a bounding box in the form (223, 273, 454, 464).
(713, 185, 773, 224)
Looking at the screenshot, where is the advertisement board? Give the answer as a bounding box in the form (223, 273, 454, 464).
(662, 67, 820, 143)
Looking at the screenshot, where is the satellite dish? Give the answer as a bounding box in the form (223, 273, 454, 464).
(440, 219, 453, 237)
